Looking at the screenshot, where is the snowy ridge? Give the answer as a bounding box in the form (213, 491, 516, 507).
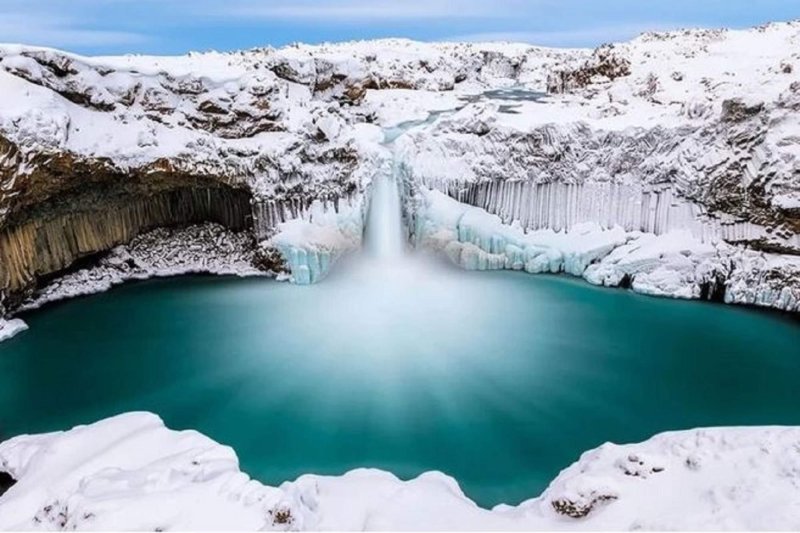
(1, 21, 799, 321)
(1, 413, 799, 530)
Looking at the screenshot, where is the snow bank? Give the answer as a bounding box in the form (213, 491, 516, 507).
(2, 413, 800, 530)
(0, 318, 27, 342)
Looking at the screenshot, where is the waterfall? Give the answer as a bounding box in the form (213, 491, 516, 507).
(364, 172, 405, 259)
(361, 108, 465, 261)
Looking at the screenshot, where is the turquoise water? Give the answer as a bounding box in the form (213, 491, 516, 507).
(1, 258, 799, 507)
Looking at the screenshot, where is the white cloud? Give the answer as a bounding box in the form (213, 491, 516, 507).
(447, 23, 691, 47)
(226, 0, 517, 20)
(0, 12, 148, 48)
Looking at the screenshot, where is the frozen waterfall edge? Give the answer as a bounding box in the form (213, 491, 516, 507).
(409, 187, 800, 312)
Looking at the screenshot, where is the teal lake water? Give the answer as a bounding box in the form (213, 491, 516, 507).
(1, 259, 799, 507)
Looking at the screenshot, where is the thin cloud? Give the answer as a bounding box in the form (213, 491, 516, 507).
(0, 12, 149, 48)
(447, 23, 691, 47)
(225, 0, 516, 20)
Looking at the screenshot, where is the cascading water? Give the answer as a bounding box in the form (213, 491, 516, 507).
(363, 171, 405, 259)
(361, 119, 427, 261)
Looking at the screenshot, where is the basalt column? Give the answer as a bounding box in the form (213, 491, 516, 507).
(0, 186, 253, 305)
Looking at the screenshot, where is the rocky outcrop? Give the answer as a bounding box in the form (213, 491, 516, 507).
(0, 186, 251, 302)
(392, 22, 800, 311)
(546, 44, 631, 94)
(18, 223, 264, 312)
(0, 43, 373, 314)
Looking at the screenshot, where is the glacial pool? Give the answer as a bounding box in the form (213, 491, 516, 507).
(1, 259, 799, 508)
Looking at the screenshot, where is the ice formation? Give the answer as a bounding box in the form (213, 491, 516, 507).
(1, 413, 800, 531)
(0, 317, 27, 342)
(413, 188, 800, 309)
(267, 198, 365, 284)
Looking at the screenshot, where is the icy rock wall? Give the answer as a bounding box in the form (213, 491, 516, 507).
(266, 196, 367, 284)
(0, 187, 252, 297)
(425, 178, 774, 247)
(413, 188, 629, 276)
(413, 188, 800, 311)
(251, 192, 362, 241)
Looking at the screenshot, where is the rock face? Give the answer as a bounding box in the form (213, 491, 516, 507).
(394, 22, 800, 311)
(1, 22, 799, 320)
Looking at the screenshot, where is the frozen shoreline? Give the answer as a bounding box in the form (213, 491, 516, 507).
(413, 188, 800, 313)
(0, 318, 27, 342)
(1, 413, 799, 530)
(0, 223, 269, 344)
(3, 207, 796, 347)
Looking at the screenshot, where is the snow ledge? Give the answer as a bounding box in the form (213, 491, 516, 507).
(1, 413, 800, 530)
(0, 318, 27, 342)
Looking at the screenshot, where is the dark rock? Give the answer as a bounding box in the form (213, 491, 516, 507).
(721, 98, 764, 122)
(0, 471, 16, 498)
(547, 44, 631, 94)
(551, 493, 618, 518)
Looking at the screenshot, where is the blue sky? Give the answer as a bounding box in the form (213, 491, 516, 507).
(0, 0, 798, 55)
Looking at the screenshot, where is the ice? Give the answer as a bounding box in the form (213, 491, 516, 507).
(268, 198, 365, 285)
(0, 318, 27, 342)
(416, 188, 629, 277)
(413, 188, 800, 310)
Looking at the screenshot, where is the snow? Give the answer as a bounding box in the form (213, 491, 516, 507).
(0, 20, 796, 316)
(0, 318, 27, 342)
(1, 22, 798, 307)
(0, 21, 799, 527)
(363, 88, 462, 128)
(2, 413, 800, 530)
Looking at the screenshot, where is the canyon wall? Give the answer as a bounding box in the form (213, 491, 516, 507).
(392, 23, 800, 310)
(1, 22, 799, 316)
(0, 186, 252, 299)
(435, 179, 778, 245)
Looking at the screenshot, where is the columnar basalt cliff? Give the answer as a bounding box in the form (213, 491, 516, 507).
(394, 23, 800, 310)
(1, 22, 799, 330)
(0, 44, 370, 315)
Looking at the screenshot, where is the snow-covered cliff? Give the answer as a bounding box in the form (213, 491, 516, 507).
(0, 21, 799, 329)
(1, 413, 799, 530)
(395, 22, 800, 311)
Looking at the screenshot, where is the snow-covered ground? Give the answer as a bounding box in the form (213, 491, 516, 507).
(1, 413, 799, 531)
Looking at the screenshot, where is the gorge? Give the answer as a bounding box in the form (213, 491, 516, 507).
(0, 19, 800, 531)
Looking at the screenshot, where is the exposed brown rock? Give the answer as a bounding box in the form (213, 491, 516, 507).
(551, 493, 618, 519)
(721, 98, 765, 122)
(0, 186, 252, 298)
(547, 44, 632, 94)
